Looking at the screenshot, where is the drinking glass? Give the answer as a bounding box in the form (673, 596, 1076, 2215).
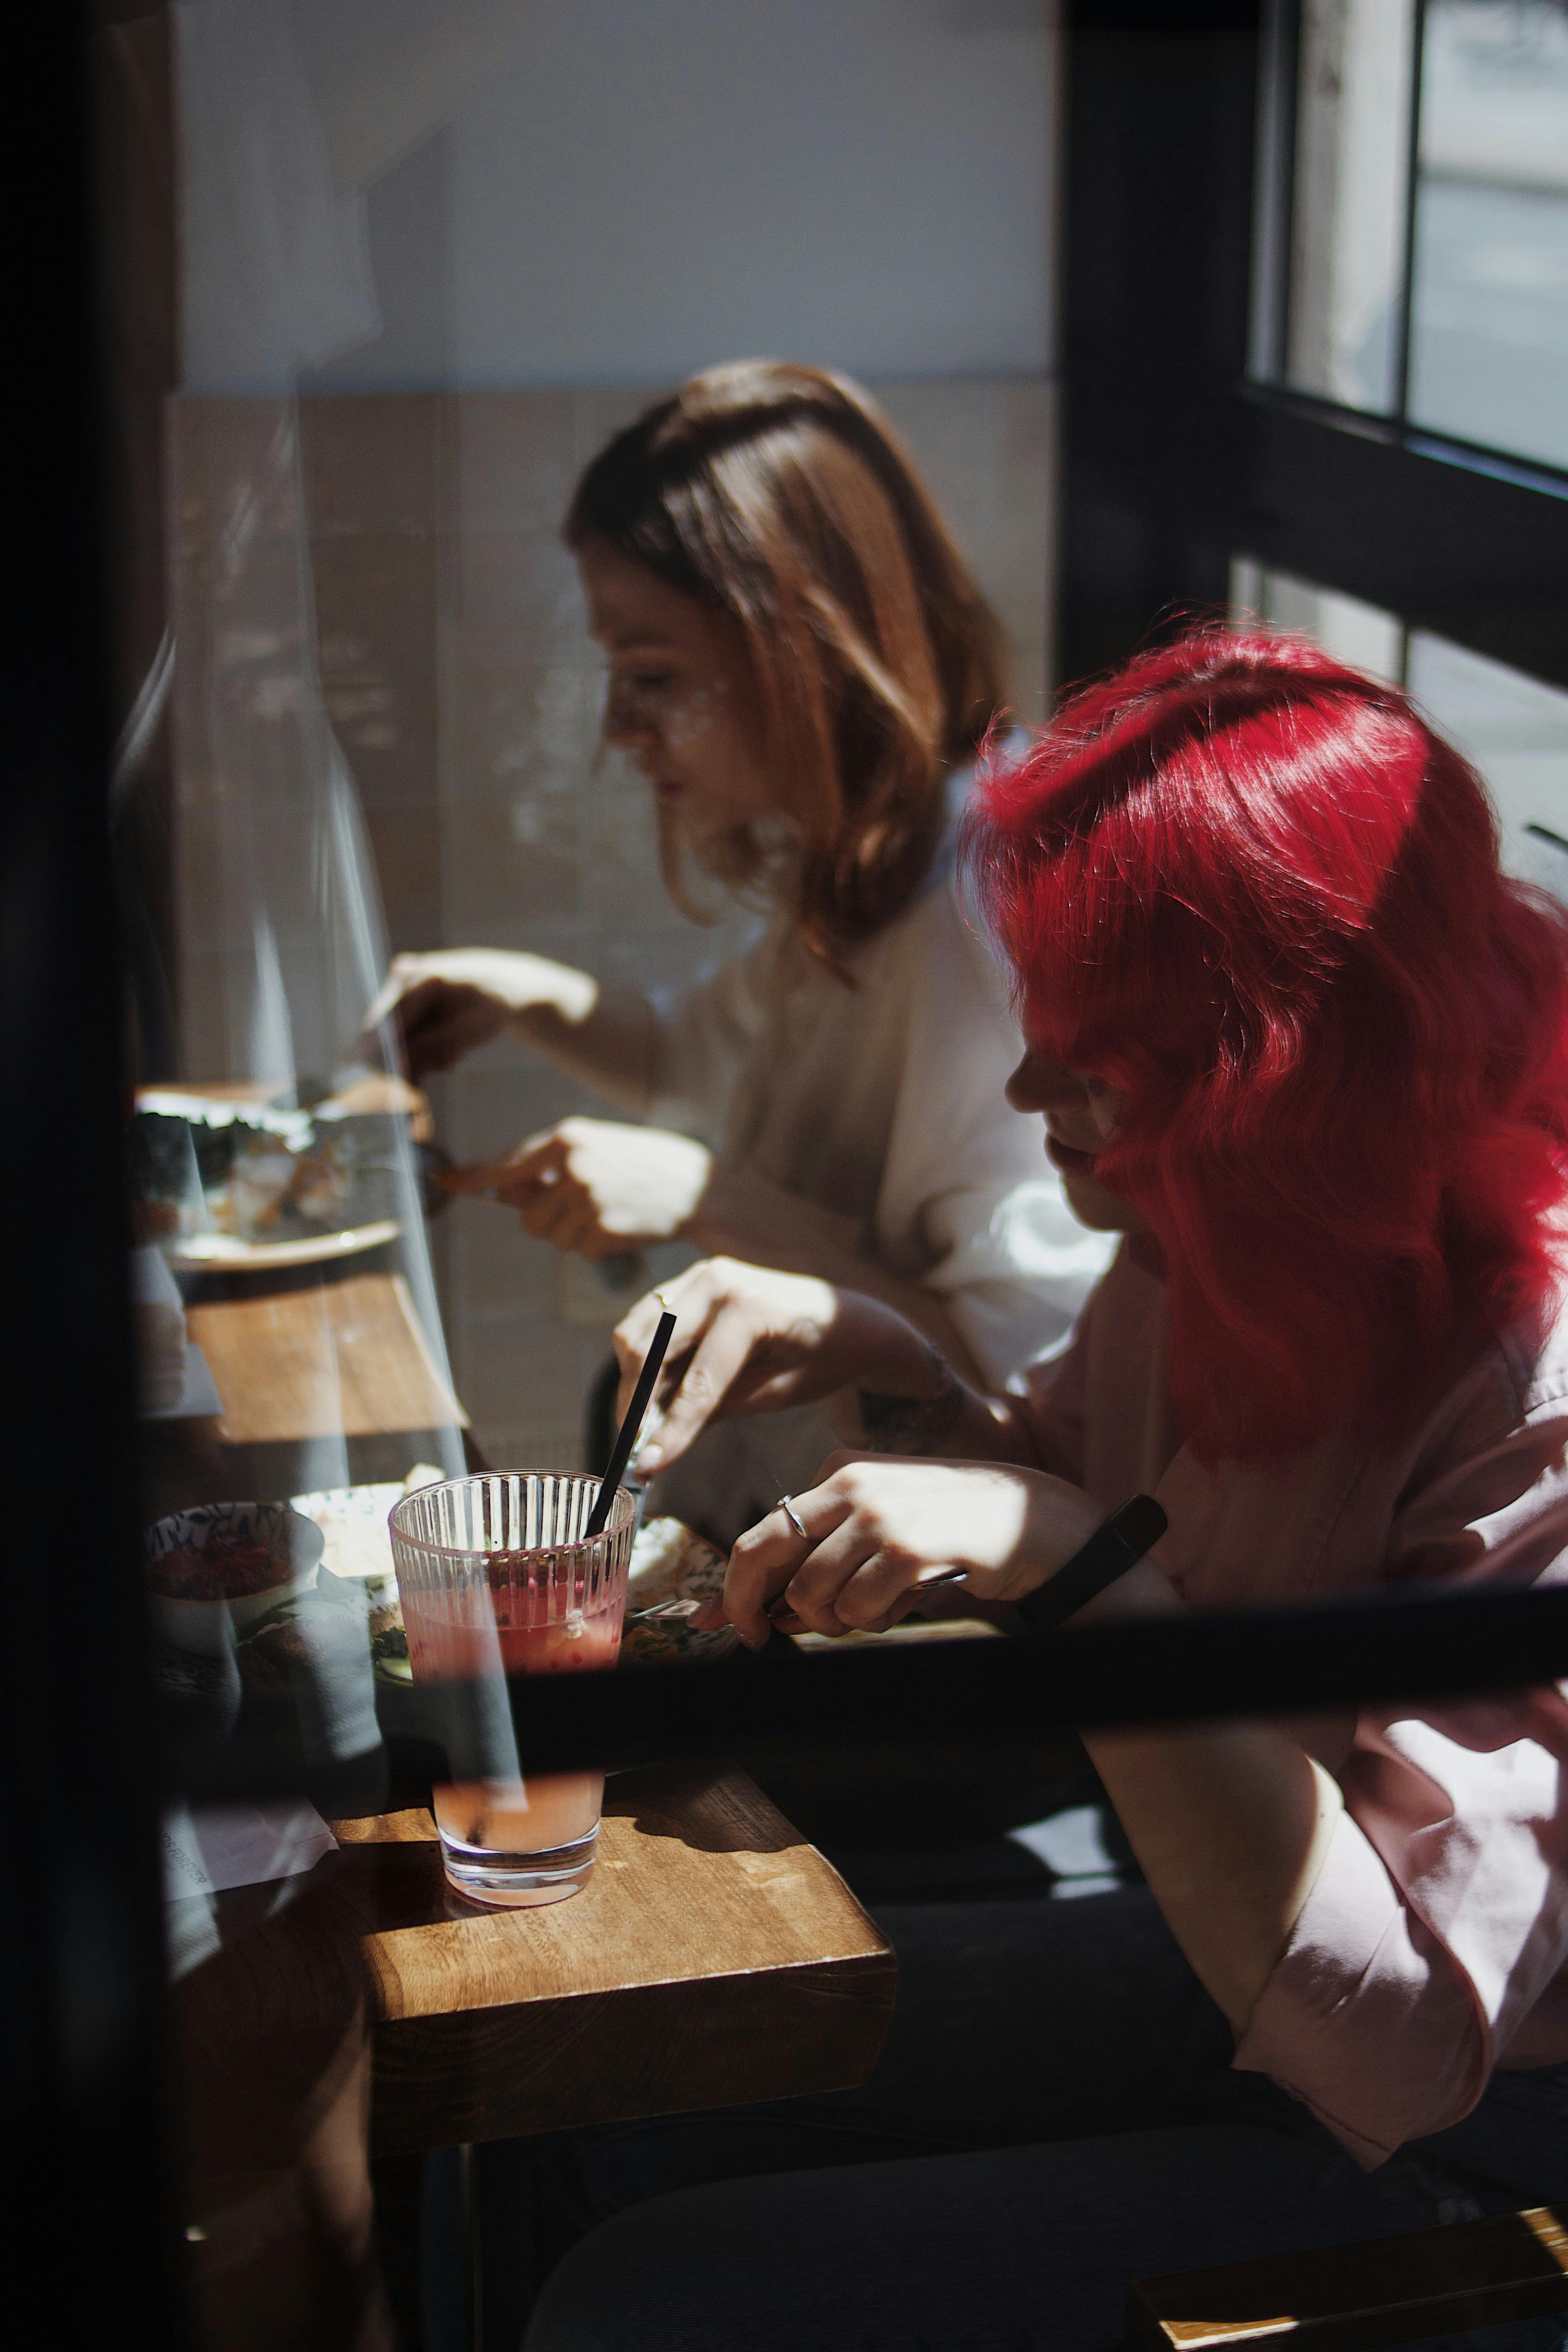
(387, 1471, 634, 1906)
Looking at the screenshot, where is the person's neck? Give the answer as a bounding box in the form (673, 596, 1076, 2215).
(1127, 1230, 1167, 1278)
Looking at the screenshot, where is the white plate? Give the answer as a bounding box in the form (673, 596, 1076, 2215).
(291, 1480, 402, 1590)
(291, 1468, 444, 1591)
(168, 1219, 400, 1272)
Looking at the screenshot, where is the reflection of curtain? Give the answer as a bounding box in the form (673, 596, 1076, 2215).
(173, 0, 386, 1084)
(168, 1, 461, 1459)
(172, 399, 391, 1093)
(175, 0, 378, 392)
(168, 389, 464, 1470)
(96, 4, 181, 1078)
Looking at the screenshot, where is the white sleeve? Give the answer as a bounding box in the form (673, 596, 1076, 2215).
(646, 922, 773, 1149)
(872, 889, 1116, 1387)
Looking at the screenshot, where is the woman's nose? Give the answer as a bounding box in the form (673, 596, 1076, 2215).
(603, 681, 656, 751)
(1006, 1053, 1081, 1114)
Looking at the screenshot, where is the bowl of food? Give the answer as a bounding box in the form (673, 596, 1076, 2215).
(145, 1501, 324, 1654)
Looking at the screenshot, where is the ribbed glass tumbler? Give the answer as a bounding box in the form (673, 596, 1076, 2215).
(388, 1472, 634, 1906)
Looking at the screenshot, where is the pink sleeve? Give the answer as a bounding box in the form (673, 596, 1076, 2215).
(1235, 1372, 1568, 2166)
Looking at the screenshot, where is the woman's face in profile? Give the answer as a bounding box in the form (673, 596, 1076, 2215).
(1006, 1048, 1147, 1235)
(578, 536, 774, 838)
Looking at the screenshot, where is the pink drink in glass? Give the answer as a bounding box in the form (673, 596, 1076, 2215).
(402, 1590, 622, 1885)
(389, 1473, 633, 1907)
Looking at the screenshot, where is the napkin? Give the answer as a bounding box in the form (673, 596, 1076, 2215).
(161, 1799, 337, 1901)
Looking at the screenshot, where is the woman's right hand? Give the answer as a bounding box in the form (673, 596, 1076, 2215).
(615, 1257, 942, 1475)
(363, 950, 595, 1079)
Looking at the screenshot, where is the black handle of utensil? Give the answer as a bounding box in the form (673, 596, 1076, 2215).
(1013, 1494, 1167, 1632)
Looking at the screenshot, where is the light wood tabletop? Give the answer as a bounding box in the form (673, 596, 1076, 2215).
(179, 1762, 897, 2156)
(186, 1269, 465, 1446)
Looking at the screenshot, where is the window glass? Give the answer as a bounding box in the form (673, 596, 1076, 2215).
(1407, 0, 1568, 470)
(1229, 560, 1568, 891)
(1284, 0, 1418, 413)
(105, 12, 1070, 2332)
(1228, 557, 1405, 682)
(1406, 628, 1568, 884)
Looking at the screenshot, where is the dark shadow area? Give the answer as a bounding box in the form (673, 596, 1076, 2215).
(602, 1759, 806, 1857)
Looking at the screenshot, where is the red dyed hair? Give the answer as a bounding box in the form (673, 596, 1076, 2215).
(963, 628, 1568, 1460)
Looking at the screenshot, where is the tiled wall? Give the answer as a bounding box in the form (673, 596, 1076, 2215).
(169, 377, 1055, 1470)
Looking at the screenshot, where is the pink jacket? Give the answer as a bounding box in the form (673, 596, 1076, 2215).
(1019, 1244, 1568, 2168)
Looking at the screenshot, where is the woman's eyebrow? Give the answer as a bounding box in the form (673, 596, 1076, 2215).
(598, 628, 680, 657)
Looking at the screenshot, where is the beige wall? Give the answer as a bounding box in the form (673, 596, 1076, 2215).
(169, 376, 1054, 1470)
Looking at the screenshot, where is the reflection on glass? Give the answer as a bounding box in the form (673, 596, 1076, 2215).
(1407, 629, 1568, 879)
(122, 16, 485, 2338)
(1285, 0, 1418, 412)
(1408, 0, 1568, 469)
(1230, 558, 1568, 892)
(1227, 556, 1405, 682)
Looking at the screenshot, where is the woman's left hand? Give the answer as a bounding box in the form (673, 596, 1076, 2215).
(445, 1116, 713, 1258)
(708, 1453, 1103, 1648)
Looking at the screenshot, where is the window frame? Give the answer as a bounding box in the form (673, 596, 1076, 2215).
(1059, 0, 1568, 698)
(9, 1, 188, 2337)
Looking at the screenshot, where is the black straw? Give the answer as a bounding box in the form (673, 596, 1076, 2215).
(584, 1308, 678, 1539)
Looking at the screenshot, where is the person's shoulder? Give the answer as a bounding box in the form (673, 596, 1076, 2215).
(1495, 1250, 1568, 1426)
(1387, 1250, 1568, 1580)
(847, 740, 1026, 989)
(1410, 1249, 1568, 1469)
(866, 878, 1014, 1029)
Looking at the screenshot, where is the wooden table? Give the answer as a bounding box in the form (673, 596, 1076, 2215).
(140, 1073, 464, 1505)
(186, 1268, 464, 1450)
(176, 1763, 895, 2347)
(344, 1765, 895, 2151)
(142, 1247, 473, 1524)
(179, 1764, 895, 2151)
(147, 1138, 895, 2341)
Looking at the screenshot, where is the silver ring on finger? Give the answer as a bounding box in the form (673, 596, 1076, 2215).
(776, 1493, 809, 1543)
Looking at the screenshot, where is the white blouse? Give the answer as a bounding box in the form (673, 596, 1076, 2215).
(647, 798, 1113, 1386)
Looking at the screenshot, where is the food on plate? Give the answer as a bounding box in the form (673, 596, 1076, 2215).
(149, 1528, 297, 1602)
(626, 1516, 726, 1607)
(143, 1504, 325, 1658)
(292, 1463, 443, 1684)
(368, 1618, 412, 1681)
(621, 1516, 737, 1667)
(130, 1083, 415, 1249)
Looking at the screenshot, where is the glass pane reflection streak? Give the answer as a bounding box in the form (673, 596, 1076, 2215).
(1409, 0, 1568, 472)
(1229, 558, 1568, 884)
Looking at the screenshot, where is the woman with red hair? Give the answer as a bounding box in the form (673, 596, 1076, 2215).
(524, 631, 1568, 2352)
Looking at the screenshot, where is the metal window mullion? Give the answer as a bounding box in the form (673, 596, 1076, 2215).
(1247, 0, 1303, 384)
(1392, 0, 1430, 428)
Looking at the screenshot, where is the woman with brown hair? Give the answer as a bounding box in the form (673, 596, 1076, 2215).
(374, 360, 1109, 1536)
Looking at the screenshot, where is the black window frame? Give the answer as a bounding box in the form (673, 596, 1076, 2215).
(9, 7, 190, 2344)
(1058, 0, 1568, 698)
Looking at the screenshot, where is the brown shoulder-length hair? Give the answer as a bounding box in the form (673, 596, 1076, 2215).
(564, 359, 1008, 975)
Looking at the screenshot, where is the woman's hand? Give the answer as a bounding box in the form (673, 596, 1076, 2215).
(710, 1454, 1104, 1647)
(614, 1258, 946, 1475)
(364, 950, 597, 1079)
(446, 1117, 713, 1259)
